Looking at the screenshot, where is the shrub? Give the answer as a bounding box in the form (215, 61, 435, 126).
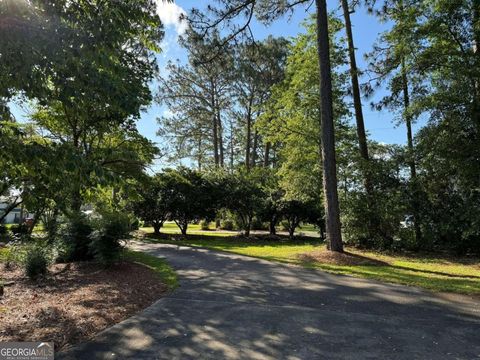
(24, 246, 49, 280)
(200, 220, 210, 231)
(55, 214, 93, 262)
(220, 219, 235, 231)
(89, 212, 130, 266)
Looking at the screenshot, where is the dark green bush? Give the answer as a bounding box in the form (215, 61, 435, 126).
(89, 212, 130, 266)
(55, 214, 93, 262)
(220, 219, 235, 231)
(24, 246, 49, 280)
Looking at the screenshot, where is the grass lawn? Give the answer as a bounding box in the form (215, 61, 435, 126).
(123, 250, 178, 290)
(140, 222, 237, 237)
(140, 226, 480, 295)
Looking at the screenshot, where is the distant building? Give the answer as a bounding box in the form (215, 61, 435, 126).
(0, 203, 22, 224)
(0, 197, 33, 224)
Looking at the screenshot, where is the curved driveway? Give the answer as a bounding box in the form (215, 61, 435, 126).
(60, 242, 480, 359)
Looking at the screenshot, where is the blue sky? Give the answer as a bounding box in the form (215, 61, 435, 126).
(12, 0, 422, 167)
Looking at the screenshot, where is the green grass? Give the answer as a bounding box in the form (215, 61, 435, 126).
(140, 227, 480, 295)
(123, 250, 178, 290)
(140, 222, 237, 237)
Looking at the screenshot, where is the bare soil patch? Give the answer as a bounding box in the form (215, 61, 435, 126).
(298, 250, 387, 266)
(0, 261, 167, 350)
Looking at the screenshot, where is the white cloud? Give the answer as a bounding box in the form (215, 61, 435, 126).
(156, 1, 188, 36)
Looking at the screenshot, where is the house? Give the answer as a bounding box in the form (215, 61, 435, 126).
(0, 203, 23, 224)
(0, 196, 33, 224)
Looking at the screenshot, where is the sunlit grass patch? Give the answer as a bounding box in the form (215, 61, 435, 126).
(123, 250, 178, 290)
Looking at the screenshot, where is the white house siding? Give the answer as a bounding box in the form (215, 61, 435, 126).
(0, 204, 22, 224)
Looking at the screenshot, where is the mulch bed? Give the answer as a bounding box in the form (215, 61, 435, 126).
(298, 250, 387, 266)
(0, 261, 167, 350)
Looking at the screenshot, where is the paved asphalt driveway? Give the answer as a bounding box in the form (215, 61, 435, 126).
(60, 242, 480, 360)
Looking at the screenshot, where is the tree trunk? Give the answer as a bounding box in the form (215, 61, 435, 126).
(401, 57, 422, 243)
(244, 216, 252, 237)
(315, 0, 344, 252)
(340, 0, 370, 163)
(269, 216, 277, 235)
(197, 136, 203, 171)
(218, 113, 225, 167)
(288, 227, 295, 240)
(153, 222, 161, 235)
(212, 112, 219, 167)
(251, 129, 258, 168)
(28, 207, 44, 235)
(340, 0, 373, 190)
(211, 82, 219, 167)
(230, 120, 235, 170)
(181, 223, 188, 236)
(264, 142, 271, 167)
(245, 95, 254, 171)
(216, 99, 225, 167)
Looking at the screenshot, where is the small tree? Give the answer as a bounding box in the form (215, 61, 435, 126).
(222, 170, 264, 237)
(130, 175, 171, 235)
(256, 169, 283, 236)
(164, 168, 215, 236)
(280, 199, 321, 240)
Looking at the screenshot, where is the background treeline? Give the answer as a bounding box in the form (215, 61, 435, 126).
(130, 167, 324, 239)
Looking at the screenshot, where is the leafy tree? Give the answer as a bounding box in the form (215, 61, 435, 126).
(163, 168, 216, 235)
(130, 175, 171, 235)
(1, 0, 164, 225)
(221, 169, 264, 237)
(279, 199, 320, 240)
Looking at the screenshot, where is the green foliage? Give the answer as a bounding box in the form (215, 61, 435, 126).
(55, 214, 93, 263)
(24, 245, 49, 280)
(162, 168, 217, 235)
(129, 174, 172, 234)
(89, 211, 130, 267)
(279, 199, 321, 240)
(220, 169, 265, 236)
(220, 219, 235, 231)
